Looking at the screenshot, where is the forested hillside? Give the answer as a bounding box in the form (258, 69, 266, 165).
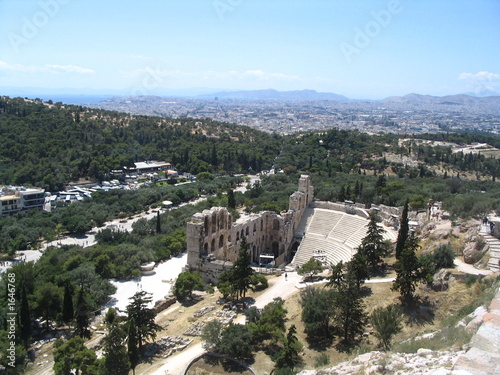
(3, 96, 500, 373)
(0, 97, 281, 190)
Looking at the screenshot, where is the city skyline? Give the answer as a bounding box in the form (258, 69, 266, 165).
(0, 0, 499, 99)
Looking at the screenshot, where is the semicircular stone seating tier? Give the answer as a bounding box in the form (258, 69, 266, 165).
(291, 208, 393, 268)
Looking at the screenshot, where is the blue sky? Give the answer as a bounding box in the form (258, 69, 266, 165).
(0, 0, 499, 99)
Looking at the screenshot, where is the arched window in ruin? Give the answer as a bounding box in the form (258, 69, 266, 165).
(204, 217, 209, 235)
(219, 235, 224, 249)
(211, 239, 215, 252)
(212, 212, 217, 233)
(245, 227, 249, 236)
(273, 219, 280, 231)
(219, 214, 224, 230)
(203, 243, 208, 255)
(260, 219, 263, 231)
(253, 223, 256, 232)
(241, 229, 244, 239)
(272, 242, 279, 257)
(236, 231, 240, 241)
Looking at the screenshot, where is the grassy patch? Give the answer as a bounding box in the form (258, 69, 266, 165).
(393, 326, 473, 353)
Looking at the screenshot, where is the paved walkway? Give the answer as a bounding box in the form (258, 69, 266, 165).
(452, 286, 500, 375)
(454, 258, 492, 276)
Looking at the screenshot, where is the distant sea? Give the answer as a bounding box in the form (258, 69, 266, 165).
(32, 94, 113, 105)
(1, 92, 113, 105)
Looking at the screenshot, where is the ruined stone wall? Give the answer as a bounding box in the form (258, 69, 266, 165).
(311, 201, 370, 219)
(186, 175, 312, 282)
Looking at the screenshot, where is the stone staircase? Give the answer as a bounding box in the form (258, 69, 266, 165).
(479, 226, 500, 272)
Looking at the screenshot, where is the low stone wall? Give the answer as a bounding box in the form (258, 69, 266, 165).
(312, 201, 369, 219)
(184, 353, 257, 375)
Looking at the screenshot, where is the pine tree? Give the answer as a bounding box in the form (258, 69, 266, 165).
(327, 262, 367, 347)
(395, 200, 409, 259)
(335, 285, 366, 347)
(347, 252, 369, 290)
(126, 291, 161, 349)
(358, 212, 388, 272)
(102, 324, 131, 375)
(272, 325, 301, 375)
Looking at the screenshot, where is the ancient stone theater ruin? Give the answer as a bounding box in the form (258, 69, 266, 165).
(186, 175, 397, 283)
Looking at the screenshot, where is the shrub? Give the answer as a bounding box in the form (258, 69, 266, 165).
(465, 274, 477, 288)
(370, 305, 403, 351)
(433, 244, 455, 269)
(250, 273, 269, 290)
(314, 353, 330, 368)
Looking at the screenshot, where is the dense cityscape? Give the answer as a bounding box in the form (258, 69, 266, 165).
(94, 93, 500, 135)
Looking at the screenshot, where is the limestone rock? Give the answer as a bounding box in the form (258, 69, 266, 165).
(432, 229, 450, 240)
(417, 348, 433, 357)
(462, 241, 486, 264)
(465, 305, 488, 332)
(432, 269, 452, 291)
(154, 294, 176, 313)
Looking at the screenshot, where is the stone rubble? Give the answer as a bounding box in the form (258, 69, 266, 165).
(297, 348, 465, 375)
(184, 310, 237, 336)
(143, 336, 193, 358)
(194, 305, 215, 318)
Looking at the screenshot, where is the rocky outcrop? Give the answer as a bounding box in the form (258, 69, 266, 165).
(432, 268, 452, 291)
(297, 349, 465, 375)
(463, 229, 488, 265)
(154, 294, 176, 313)
(452, 286, 500, 374)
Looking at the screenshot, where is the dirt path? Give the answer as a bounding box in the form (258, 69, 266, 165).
(454, 258, 492, 276)
(148, 271, 301, 375)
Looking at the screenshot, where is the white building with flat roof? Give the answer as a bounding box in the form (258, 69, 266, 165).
(0, 186, 45, 216)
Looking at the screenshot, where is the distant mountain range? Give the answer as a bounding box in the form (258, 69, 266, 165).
(1, 86, 499, 105)
(382, 93, 500, 105)
(198, 89, 350, 101)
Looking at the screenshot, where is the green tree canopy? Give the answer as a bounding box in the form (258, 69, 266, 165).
(173, 271, 204, 300)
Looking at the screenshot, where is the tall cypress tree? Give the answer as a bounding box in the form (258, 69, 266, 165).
(395, 200, 409, 259)
(156, 210, 161, 234)
(19, 283, 31, 345)
(74, 288, 91, 338)
(62, 283, 74, 326)
(392, 232, 424, 304)
(127, 317, 139, 375)
(233, 236, 254, 299)
(227, 189, 236, 209)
